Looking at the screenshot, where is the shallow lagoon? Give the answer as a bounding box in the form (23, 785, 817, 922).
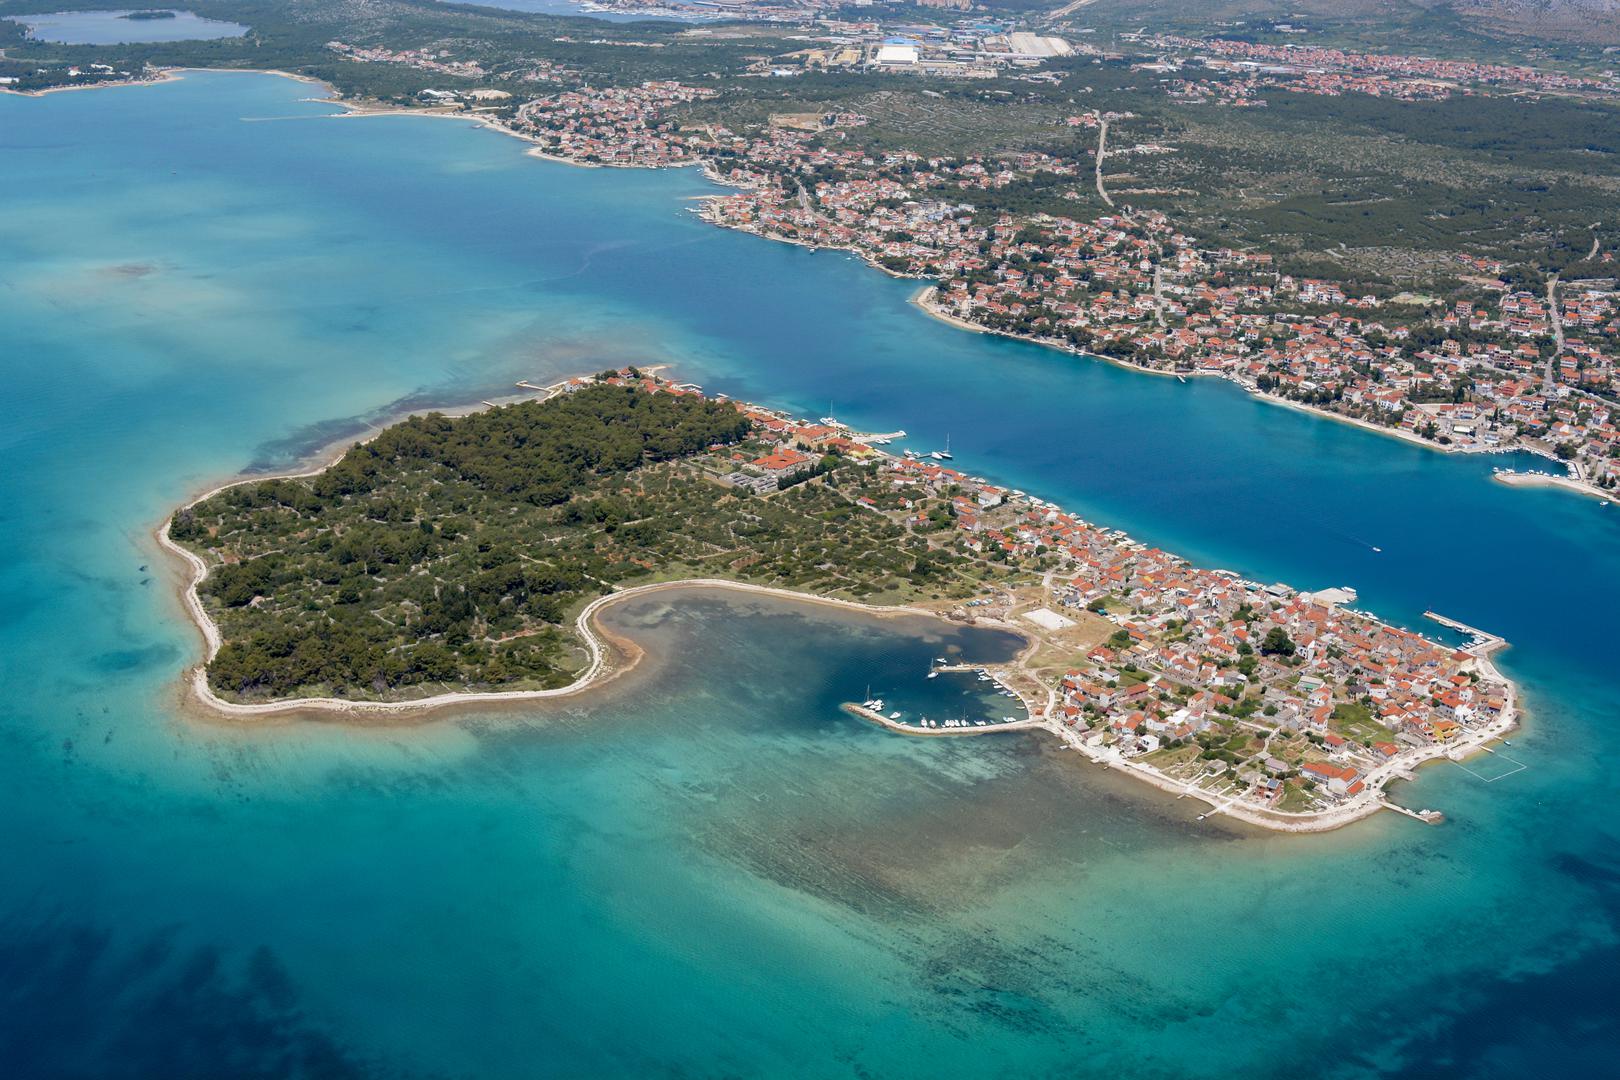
(5, 10, 248, 45)
(2, 71, 1619, 1078)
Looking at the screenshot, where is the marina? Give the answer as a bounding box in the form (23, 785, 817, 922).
(844, 702, 1041, 736)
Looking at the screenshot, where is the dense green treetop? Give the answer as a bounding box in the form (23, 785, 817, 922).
(171, 381, 992, 703)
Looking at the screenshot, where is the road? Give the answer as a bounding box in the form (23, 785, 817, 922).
(1094, 118, 1114, 208)
(1545, 272, 1564, 386)
(1152, 258, 1166, 327)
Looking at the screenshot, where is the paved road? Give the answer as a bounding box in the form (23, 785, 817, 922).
(1094, 118, 1113, 208)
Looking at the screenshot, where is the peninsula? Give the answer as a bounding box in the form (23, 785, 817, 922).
(166, 371, 1516, 832)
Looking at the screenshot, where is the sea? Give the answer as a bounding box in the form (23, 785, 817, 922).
(3, 10, 249, 45)
(2, 71, 1618, 1079)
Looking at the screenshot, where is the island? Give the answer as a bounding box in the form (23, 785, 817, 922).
(122, 10, 179, 20)
(164, 370, 1516, 832)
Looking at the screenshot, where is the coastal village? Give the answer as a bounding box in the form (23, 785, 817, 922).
(471, 57, 1620, 501)
(572, 370, 1516, 830)
(21, 12, 1617, 500)
(15, 16, 1576, 825)
(1136, 33, 1620, 99)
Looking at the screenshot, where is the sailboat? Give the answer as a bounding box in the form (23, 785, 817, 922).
(930, 434, 953, 461)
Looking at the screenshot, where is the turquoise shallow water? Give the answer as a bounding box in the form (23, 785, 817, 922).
(4, 10, 249, 44)
(3, 72, 1619, 1078)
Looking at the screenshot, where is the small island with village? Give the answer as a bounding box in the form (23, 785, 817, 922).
(166, 370, 1515, 832)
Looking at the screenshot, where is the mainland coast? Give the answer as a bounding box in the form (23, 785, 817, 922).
(15, 67, 1603, 504)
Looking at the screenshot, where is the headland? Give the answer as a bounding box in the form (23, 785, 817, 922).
(162, 370, 1518, 833)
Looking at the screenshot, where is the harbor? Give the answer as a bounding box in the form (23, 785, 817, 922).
(841, 702, 1042, 736)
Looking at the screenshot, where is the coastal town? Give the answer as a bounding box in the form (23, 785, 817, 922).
(551, 371, 1518, 831)
(473, 64, 1620, 502)
(1134, 33, 1620, 99)
(6, 0, 1617, 506)
(166, 364, 1520, 831)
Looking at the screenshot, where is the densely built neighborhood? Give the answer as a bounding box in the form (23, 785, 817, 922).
(575, 370, 1515, 828)
(465, 59, 1620, 499)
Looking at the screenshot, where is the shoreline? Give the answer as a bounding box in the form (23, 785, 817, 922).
(152, 366, 671, 721)
(166, 491, 1505, 834)
(12, 68, 1589, 505)
(176, 387, 555, 515)
(27, 68, 1521, 833)
(910, 290, 1568, 468)
(1033, 625, 1518, 835)
(154, 377, 1518, 835)
(910, 286, 1186, 380)
(1494, 468, 1619, 505)
(150, 368, 967, 725)
(160, 495, 1020, 719)
(0, 68, 182, 97)
(168, 363, 669, 515)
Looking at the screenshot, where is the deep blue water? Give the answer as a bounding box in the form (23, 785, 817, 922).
(5, 10, 248, 44)
(3, 71, 1619, 1078)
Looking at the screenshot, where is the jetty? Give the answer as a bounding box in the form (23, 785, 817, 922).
(840, 702, 1041, 736)
(1423, 611, 1506, 654)
(1378, 799, 1444, 824)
